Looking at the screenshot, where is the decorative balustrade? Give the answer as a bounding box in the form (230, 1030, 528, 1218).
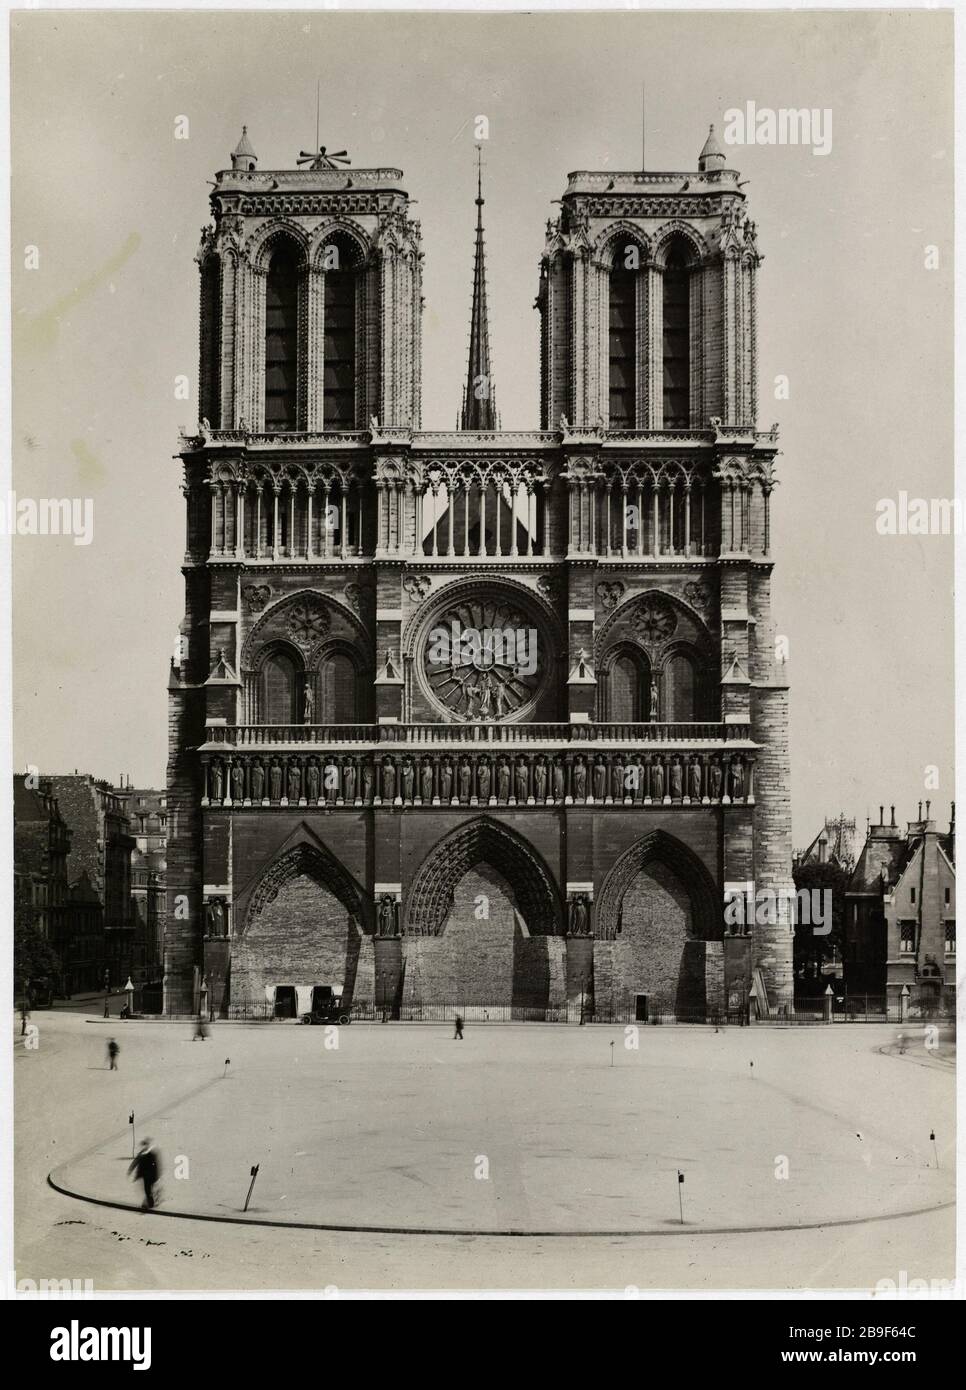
(200, 744, 756, 809)
(205, 721, 751, 749)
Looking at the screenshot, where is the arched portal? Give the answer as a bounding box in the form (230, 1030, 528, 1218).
(596, 831, 721, 1018)
(404, 820, 563, 1014)
(231, 841, 366, 1015)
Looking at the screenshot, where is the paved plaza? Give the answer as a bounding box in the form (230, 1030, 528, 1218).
(15, 1011, 955, 1291)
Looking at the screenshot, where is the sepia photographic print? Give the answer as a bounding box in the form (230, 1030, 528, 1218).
(4, 0, 960, 1328)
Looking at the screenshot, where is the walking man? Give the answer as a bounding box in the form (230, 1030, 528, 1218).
(454, 1013, 464, 1040)
(106, 1037, 119, 1070)
(193, 1016, 209, 1041)
(128, 1139, 161, 1210)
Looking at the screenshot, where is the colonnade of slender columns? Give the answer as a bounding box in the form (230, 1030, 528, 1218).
(207, 479, 364, 559)
(421, 478, 543, 558)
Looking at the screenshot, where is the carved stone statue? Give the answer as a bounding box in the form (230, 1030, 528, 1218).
(269, 759, 282, 802)
(515, 759, 529, 803)
(552, 759, 565, 801)
(440, 759, 454, 802)
(612, 759, 624, 801)
(534, 758, 548, 802)
(250, 760, 265, 802)
(287, 762, 301, 802)
(592, 758, 606, 802)
(709, 759, 723, 800)
(378, 896, 398, 938)
(649, 675, 660, 721)
(569, 895, 590, 937)
(650, 759, 665, 800)
(420, 761, 433, 803)
(478, 761, 491, 802)
(730, 759, 744, 800)
(689, 758, 702, 801)
(344, 761, 357, 803)
(458, 759, 472, 803)
(401, 759, 415, 802)
(231, 762, 245, 802)
(573, 759, 587, 801)
(497, 759, 510, 802)
(361, 761, 373, 803)
(210, 760, 223, 802)
(306, 762, 320, 802)
(382, 759, 396, 802)
(302, 684, 314, 725)
(670, 757, 683, 800)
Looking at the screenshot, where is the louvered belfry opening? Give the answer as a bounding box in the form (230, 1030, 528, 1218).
(609, 257, 637, 428)
(662, 244, 690, 428)
(264, 244, 300, 432)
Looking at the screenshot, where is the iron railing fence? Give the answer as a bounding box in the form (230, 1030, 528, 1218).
(217, 996, 955, 1025)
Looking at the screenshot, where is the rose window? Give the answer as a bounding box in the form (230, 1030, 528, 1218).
(634, 598, 677, 643)
(287, 600, 330, 647)
(421, 596, 546, 720)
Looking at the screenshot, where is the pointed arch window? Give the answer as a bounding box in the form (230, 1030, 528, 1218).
(265, 245, 300, 432)
(323, 236, 360, 430)
(609, 254, 637, 428)
(602, 644, 651, 722)
(662, 246, 690, 428)
(261, 650, 299, 724)
(320, 651, 357, 723)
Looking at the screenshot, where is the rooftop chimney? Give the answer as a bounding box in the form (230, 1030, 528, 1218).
(890, 806, 896, 826)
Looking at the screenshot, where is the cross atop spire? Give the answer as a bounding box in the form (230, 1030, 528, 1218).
(460, 147, 498, 431)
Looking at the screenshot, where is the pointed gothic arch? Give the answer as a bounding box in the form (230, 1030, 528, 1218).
(406, 818, 563, 937)
(240, 837, 367, 934)
(595, 829, 719, 941)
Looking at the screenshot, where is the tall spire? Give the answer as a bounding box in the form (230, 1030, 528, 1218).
(460, 148, 498, 431)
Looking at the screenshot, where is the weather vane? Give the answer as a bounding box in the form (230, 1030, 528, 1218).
(298, 80, 351, 170)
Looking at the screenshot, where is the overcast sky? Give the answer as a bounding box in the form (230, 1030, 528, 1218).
(10, 7, 953, 846)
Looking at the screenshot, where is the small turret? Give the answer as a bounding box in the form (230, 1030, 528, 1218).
(231, 125, 258, 173)
(698, 124, 726, 173)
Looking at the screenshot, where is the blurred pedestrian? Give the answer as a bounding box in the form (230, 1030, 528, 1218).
(454, 1014, 464, 1040)
(128, 1139, 161, 1210)
(193, 1016, 209, 1041)
(106, 1037, 119, 1070)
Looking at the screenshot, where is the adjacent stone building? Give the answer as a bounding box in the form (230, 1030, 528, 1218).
(46, 774, 139, 988)
(13, 777, 72, 994)
(164, 122, 794, 1021)
(124, 787, 168, 976)
(845, 802, 956, 1013)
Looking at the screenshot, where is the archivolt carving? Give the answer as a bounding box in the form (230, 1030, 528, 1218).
(595, 830, 720, 942)
(243, 841, 366, 932)
(594, 587, 710, 657)
(406, 818, 562, 937)
(244, 218, 311, 271)
(241, 588, 367, 671)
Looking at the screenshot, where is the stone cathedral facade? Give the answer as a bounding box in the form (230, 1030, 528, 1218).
(164, 123, 794, 1021)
